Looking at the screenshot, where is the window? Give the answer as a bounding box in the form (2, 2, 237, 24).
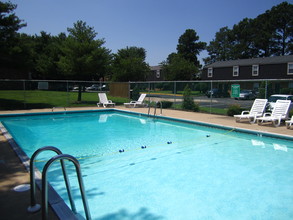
(208, 68, 213, 77)
(233, 66, 239, 77)
(156, 69, 160, 78)
(288, 63, 293, 75)
(252, 65, 259, 76)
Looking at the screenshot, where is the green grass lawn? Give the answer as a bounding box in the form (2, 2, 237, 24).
(0, 90, 129, 110)
(172, 103, 228, 115)
(0, 90, 227, 115)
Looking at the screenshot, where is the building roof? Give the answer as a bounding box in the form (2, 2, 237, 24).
(204, 55, 293, 68)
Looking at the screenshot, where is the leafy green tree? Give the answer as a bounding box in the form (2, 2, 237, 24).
(230, 18, 260, 59)
(111, 46, 150, 82)
(58, 20, 111, 101)
(195, 82, 208, 94)
(58, 21, 111, 80)
(252, 12, 276, 57)
(162, 53, 198, 80)
(0, 1, 26, 67)
(176, 29, 206, 67)
(205, 27, 234, 63)
(33, 32, 66, 79)
(269, 2, 293, 55)
(205, 2, 293, 63)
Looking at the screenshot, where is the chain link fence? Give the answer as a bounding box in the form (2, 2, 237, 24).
(1, 79, 293, 115)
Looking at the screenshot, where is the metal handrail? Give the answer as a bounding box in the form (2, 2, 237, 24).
(42, 154, 91, 220)
(154, 101, 162, 116)
(147, 101, 163, 117)
(28, 146, 76, 214)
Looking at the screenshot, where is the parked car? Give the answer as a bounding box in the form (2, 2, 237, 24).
(235, 90, 257, 100)
(206, 88, 228, 98)
(86, 84, 106, 91)
(267, 94, 293, 111)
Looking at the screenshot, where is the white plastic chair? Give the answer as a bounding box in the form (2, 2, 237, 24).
(124, 93, 147, 108)
(256, 100, 291, 127)
(234, 99, 267, 123)
(97, 93, 115, 108)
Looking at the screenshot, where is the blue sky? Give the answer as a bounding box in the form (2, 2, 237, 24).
(9, 0, 291, 66)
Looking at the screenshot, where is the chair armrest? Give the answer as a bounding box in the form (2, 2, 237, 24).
(263, 113, 271, 117)
(241, 111, 249, 115)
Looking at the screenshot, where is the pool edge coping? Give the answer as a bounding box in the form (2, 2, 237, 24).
(0, 122, 78, 220)
(0, 108, 292, 219)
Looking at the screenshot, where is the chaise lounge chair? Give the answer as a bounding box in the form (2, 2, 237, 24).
(97, 93, 115, 108)
(285, 116, 293, 129)
(124, 93, 147, 108)
(256, 100, 291, 127)
(234, 99, 267, 123)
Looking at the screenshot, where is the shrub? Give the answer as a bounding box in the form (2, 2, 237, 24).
(289, 109, 293, 118)
(280, 88, 293, 95)
(227, 104, 243, 116)
(160, 101, 173, 109)
(131, 86, 140, 100)
(182, 85, 199, 112)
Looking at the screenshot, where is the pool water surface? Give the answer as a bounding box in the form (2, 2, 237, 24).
(1, 110, 293, 219)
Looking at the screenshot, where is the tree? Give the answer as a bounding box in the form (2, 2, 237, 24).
(176, 29, 206, 67)
(162, 53, 198, 80)
(252, 12, 276, 57)
(58, 21, 111, 80)
(0, 1, 26, 66)
(111, 46, 150, 82)
(205, 2, 293, 63)
(58, 20, 111, 101)
(205, 27, 234, 63)
(33, 32, 66, 79)
(269, 2, 293, 55)
(230, 18, 260, 59)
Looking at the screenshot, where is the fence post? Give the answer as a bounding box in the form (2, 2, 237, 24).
(173, 82, 176, 106)
(23, 80, 26, 109)
(209, 81, 213, 114)
(66, 80, 70, 107)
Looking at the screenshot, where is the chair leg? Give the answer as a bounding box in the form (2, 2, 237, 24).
(273, 119, 281, 127)
(249, 117, 256, 124)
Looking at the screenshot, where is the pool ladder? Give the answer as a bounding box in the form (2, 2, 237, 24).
(148, 101, 162, 117)
(28, 146, 91, 220)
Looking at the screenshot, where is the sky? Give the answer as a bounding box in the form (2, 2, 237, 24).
(8, 0, 291, 66)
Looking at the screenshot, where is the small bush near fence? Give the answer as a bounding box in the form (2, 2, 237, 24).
(227, 104, 244, 116)
(182, 85, 199, 112)
(160, 101, 173, 109)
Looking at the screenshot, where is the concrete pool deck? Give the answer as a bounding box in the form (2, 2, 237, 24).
(0, 106, 292, 219)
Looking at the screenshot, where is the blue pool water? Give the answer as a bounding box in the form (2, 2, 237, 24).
(1, 110, 293, 219)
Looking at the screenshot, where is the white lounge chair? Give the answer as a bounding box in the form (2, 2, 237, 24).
(124, 93, 147, 108)
(97, 93, 115, 108)
(285, 116, 293, 129)
(256, 100, 291, 127)
(234, 99, 267, 123)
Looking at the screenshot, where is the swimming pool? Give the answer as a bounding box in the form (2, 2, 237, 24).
(1, 110, 293, 219)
